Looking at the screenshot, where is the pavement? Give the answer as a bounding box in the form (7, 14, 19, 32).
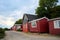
(2, 31, 60, 40)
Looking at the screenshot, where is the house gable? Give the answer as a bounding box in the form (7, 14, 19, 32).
(23, 14, 38, 24)
(23, 15, 28, 24)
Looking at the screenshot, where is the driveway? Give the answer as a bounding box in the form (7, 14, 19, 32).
(4, 31, 60, 40)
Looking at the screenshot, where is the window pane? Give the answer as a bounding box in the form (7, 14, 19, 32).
(31, 21, 36, 28)
(54, 20, 60, 28)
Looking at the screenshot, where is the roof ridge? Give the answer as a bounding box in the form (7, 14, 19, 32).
(24, 14, 37, 16)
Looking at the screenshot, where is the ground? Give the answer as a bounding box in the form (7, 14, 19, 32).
(2, 31, 60, 40)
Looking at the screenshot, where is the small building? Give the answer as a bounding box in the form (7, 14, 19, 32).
(11, 25, 17, 31)
(22, 14, 38, 32)
(29, 17, 49, 33)
(49, 17, 60, 35)
(12, 24, 22, 31)
(20, 24, 23, 31)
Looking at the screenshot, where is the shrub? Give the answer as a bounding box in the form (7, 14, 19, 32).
(4, 28, 10, 31)
(0, 28, 5, 39)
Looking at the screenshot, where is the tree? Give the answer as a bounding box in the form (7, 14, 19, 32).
(15, 19, 22, 24)
(39, 0, 58, 8)
(4, 28, 10, 31)
(36, 7, 47, 18)
(36, 0, 58, 19)
(50, 5, 60, 18)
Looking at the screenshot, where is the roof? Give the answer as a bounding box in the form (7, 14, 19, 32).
(14, 24, 21, 26)
(24, 14, 38, 21)
(50, 17, 60, 21)
(29, 17, 49, 23)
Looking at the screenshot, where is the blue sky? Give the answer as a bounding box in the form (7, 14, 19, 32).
(0, 0, 60, 28)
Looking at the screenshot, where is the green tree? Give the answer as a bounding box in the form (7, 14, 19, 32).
(15, 19, 22, 24)
(50, 5, 60, 18)
(4, 28, 10, 31)
(36, 0, 58, 19)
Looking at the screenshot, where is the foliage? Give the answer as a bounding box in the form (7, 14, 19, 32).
(0, 28, 5, 39)
(50, 5, 60, 18)
(15, 19, 22, 24)
(39, 0, 58, 8)
(36, 0, 58, 19)
(4, 28, 10, 31)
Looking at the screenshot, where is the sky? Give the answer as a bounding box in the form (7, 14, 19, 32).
(0, 0, 60, 28)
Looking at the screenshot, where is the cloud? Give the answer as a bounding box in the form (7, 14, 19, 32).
(0, 0, 60, 28)
(0, 0, 39, 28)
(57, 0, 60, 5)
(0, 15, 15, 28)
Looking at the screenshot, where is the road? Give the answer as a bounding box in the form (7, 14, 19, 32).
(4, 31, 60, 40)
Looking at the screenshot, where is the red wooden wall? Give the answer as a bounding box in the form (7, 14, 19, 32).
(29, 18, 49, 33)
(23, 23, 29, 32)
(38, 18, 49, 33)
(49, 20, 60, 35)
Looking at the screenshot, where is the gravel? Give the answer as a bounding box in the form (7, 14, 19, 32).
(4, 31, 60, 40)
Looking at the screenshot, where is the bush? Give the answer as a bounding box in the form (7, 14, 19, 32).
(0, 28, 5, 39)
(4, 28, 10, 31)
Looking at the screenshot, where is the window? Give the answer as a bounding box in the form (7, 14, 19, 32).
(54, 20, 60, 28)
(17, 26, 20, 29)
(31, 21, 36, 28)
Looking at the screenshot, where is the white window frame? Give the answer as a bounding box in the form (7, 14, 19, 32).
(54, 20, 60, 29)
(31, 21, 37, 28)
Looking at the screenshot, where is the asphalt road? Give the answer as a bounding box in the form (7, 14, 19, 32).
(4, 31, 60, 40)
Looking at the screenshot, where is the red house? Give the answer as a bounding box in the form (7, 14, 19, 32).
(23, 22, 29, 32)
(11, 24, 17, 31)
(22, 14, 38, 32)
(29, 17, 49, 33)
(12, 24, 22, 31)
(22, 14, 49, 33)
(20, 24, 23, 31)
(49, 17, 60, 35)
